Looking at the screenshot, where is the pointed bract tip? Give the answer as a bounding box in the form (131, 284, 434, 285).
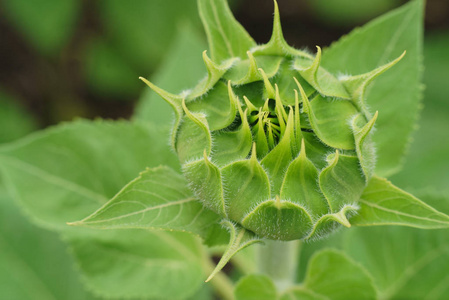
(387, 50, 406, 66)
(335, 211, 351, 228)
(243, 96, 257, 112)
(205, 274, 214, 283)
(227, 79, 232, 91)
(139, 76, 152, 86)
(262, 98, 270, 111)
(202, 49, 220, 70)
(241, 108, 249, 127)
(364, 111, 379, 131)
(300, 138, 306, 157)
(273, 0, 280, 18)
(275, 83, 280, 96)
(139, 76, 182, 110)
(293, 77, 308, 100)
(327, 149, 340, 167)
(361, 110, 379, 137)
(274, 84, 282, 106)
(294, 77, 310, 112)
(312, 46, 322, 66)
(271, 0, 283, 37)
(251, 142, 257, 160)
(259, 68, 276, 97)
(228, 79, 242, 112)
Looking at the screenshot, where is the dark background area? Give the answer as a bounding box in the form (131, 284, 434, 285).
(0, 0, 448, 128)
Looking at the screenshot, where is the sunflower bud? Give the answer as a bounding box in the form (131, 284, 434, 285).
(141, 1, 403, 241)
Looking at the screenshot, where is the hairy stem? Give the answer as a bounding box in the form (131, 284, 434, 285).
(256, 240, 301, 292)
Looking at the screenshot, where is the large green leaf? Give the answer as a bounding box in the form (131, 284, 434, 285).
(301, 192, 449, 300)
(66, 228, 206, 300)
(0, 120, 179, 230)
(0, 185, 97, 300)
(198, 0, 256, 63)
(322, 0, 424, 177)
(71, 166, 221, 241)
(236, 250, 377, 300)
(345, 191, 449, 299)
(301, 249, 377, 300)
(390, 105, 449, 195)
(351, 176, 449, 228)
(0, 89, 36, 144)
(343, 224, 449, 300)
(234, 274, 277, 300)
(1, 0, 80, 56)
(0, 120, 214, 299)
(280, 289, 328, 300)
(134, 26, 207, 126)
(390, 34, 449, 193)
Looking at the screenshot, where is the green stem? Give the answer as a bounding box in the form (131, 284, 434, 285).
(202, 253, 235, 300)
(256, 240, 301, 292)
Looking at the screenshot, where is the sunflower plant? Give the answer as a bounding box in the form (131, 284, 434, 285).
(1, 0, 448, 299)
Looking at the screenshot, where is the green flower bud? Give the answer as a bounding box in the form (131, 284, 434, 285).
(141, 1, 403, 241)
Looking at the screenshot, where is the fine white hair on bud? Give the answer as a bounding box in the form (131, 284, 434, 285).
(141, 0, 404, 241)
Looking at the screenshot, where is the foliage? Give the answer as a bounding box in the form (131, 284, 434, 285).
(1, 0, 448, 299)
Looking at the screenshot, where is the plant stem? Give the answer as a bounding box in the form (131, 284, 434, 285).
(256, 239, 301, 292)
(202, 254, 235, 300)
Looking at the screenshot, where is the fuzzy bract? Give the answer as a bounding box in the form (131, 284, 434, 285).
(141, 0, 403, 241)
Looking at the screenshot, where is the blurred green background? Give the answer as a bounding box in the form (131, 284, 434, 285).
(1, 0, 447, 187)
(0, 0, 446, 128)
(0, 0, 448, 299)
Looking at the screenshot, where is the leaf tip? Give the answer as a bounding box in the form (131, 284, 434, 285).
(66, 221, 81, 226)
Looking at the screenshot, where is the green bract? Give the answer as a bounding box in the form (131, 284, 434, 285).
(141, 0, 404, 241)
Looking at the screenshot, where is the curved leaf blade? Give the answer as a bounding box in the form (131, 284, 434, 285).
(322, 0, 424, 176)
(0, 120, 216, 299)
(66, 229, 205, 300)
(71, 166, 222, 240)
(0, 120, 179, 230)
(343, 193, 449, 300)
(303, 249, 377, 300)
(198, 0, 256, 62)
(352, 176, 449, 228)
(0, 185, 97, 300)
